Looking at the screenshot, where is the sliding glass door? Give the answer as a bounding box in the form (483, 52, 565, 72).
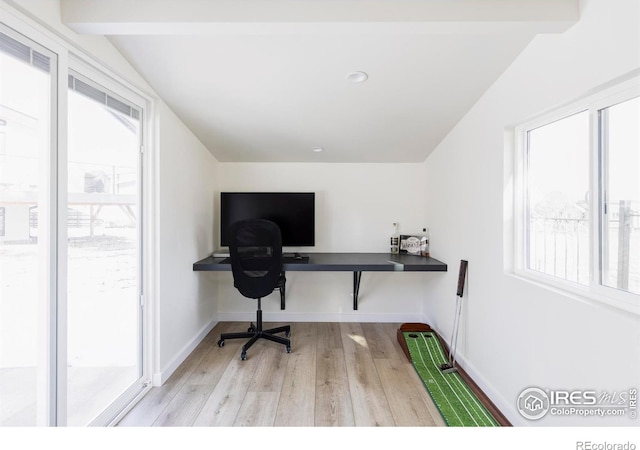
(0, 22, 148, 426)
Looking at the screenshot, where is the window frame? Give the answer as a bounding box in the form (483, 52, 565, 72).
(66, 57, 150, 426)
(513, 72, 640, 315)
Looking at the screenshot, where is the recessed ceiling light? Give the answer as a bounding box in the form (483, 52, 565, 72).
(346, 71, 368, 83)
(312, 147, 324, 153)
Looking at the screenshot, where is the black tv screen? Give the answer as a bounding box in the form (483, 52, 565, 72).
(220, 192, 315, 247)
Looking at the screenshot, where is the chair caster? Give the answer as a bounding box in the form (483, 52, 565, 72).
(286, 345, 291, 354)
(217, 339, 225, 347)
(241, 351, 247, 361)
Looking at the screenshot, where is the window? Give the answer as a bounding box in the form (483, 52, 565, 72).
(525, 111, 590, 285)
(515, 74, 639, 311)
(600, 96, 640, 295)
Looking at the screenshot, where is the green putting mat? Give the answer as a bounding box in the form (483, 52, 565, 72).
(403, 331, 500, 427)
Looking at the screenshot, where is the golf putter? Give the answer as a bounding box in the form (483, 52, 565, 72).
(440, 260, 468, 374)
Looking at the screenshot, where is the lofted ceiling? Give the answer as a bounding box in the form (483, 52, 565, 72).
(60, 0, 579, 163)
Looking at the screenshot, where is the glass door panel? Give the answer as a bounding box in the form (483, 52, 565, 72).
(66, 76, 142, 426)
(0, 30, 54, 426)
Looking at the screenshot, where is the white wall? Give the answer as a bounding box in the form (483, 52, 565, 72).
(217, 163, 436, 322)
(3, 0, 220, 385)
(423, 0, 640, 426)
(157, 102, 218, 382)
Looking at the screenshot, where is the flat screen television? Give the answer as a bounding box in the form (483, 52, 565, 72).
(220, 192, 315, 247)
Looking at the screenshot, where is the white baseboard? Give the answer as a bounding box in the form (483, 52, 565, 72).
(216, 311, 426, 323)
(152, 318, 219, 387)
(453, 352, 524, 426)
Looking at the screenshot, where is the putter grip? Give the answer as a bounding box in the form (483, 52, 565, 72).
(457, 260, 468, 297)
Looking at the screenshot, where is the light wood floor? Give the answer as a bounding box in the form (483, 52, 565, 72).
(117, 321, 446, 427)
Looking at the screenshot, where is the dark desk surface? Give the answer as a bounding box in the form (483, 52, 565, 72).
(193, 252, 447, 272)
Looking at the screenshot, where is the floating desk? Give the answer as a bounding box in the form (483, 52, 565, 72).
(193, 253, 447, 310)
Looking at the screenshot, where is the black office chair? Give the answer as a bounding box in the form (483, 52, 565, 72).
(217, 218, 291, 360)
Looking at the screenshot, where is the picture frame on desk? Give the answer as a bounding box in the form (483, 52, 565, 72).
(399, 235, 421, 255)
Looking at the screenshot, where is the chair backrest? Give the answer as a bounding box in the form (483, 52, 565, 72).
(228, 218, 283, 299)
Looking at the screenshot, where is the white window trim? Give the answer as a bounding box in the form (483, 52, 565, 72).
(68, 57, 153, 426)
(66, 51, 158, 420)
(512, 70, 640, 316)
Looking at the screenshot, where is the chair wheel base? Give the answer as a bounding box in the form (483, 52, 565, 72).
(219, 322, 291, 361)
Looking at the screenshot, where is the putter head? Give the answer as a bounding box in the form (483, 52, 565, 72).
(440, 363, 458, 374)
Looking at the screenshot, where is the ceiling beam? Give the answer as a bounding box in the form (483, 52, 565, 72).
(60, 0, 579, 35)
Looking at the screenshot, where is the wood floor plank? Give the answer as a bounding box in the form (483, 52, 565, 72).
(288, 321, 317, 355)
(340, 322, 395, 426)
(316, 322, 343, 350)
(315, 348, 355, 426)
(361, 322, 402, 360)
(119, 322, 451, 428)
(274, 322, 317, 426)
(374, 358, 438, 426)
(379, 322, 412, 360)
(151, 384, 213, 426)
(247, 324, 290, 393)
(234, 392, 279, 426)
(192, 353, 262, 426)
(187, 324, 245, 386)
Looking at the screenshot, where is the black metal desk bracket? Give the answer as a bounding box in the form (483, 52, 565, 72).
(280, 270, 362, 310)
(353, 271, 362, 310)
(279, 271, 286, 310)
